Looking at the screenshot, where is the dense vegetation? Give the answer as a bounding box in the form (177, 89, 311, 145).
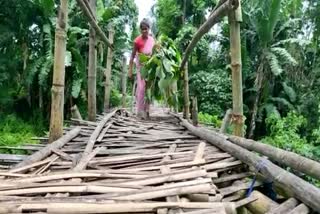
(154, 0, 320, 161)
(0, 0, 320, 162)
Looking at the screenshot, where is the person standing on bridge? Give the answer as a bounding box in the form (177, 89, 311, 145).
(129, 18, 155, 119)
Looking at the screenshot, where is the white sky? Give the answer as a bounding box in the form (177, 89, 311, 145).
(134, 0, 156, 22)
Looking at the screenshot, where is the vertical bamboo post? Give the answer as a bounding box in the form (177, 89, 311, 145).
(228, 1, 244, 137)
(121, 56, 127, 108)
(192, 96, 198, 126)
(49, 0, 69, 143)
(182, 1, 190, 119)
(104, 26, 115, 112)
(87, 0, 97, 121)
(183, 62, 190, 120)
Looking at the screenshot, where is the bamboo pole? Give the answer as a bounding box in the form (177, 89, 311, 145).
(104, 26, 115, 112)
(49, 0, 69, 143)
(0, 202, 235, 214)
(180, 0, 236, 70)
(75, 0, 113, 49)
(234, 183, 278, 214)
(266, 198, 299, 214)
(228, 0, 243, 137)
(121, 56, 127, 108)
(88, 0, 97, 121)
(74, 109, 117, 170)
(177, 117, 320, 211)
(12, 127, 81, 171)
(192, 97, 198, 126)
(183, 62, 190, 120)
(228, 136, 320, 180)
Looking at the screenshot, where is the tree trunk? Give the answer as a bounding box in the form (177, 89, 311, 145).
(248, 62, 264, 138)
(220, 109, 232, 133)
(104, 27, 115, 112)
(183, 62, 190, 120)
(39, 86, 43, 109)
(88, 0, 97, 121)
(22, 43, 31, 107)
(182, 0, 187, 23)
(228, 2, 243, 137)
(248, 92, 260, 138)
(49, 0, 69, 143)
(192, 97, 198, 126)
(121, 56, 127, 108)
(71, 105, 83, 120)
(181, 0, 190, 120)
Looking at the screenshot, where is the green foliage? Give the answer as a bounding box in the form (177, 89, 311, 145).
(139, 35, 182, 108)
(262, 112, 317, 159)
(198, 112, 222, 127)
(110, 89, 122, 108)
(155, 0, 182, 39)
(0, 114, 39, 147)
(189, 70, 232, 116)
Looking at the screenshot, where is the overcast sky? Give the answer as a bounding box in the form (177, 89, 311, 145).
(134, 0, 156, 22)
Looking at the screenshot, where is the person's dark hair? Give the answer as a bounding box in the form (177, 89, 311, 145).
(140, 18, 150, 29)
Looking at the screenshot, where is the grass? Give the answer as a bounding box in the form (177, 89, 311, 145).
(0, 114, 43, 154)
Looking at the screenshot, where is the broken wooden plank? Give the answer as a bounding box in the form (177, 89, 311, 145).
(75, 110, 117, 171)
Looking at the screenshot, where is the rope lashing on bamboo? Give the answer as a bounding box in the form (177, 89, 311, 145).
(230, 113, 243, 124)
(246, 158, 269, 197)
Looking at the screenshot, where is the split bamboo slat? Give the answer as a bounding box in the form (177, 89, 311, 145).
(0, 108, 317, 213)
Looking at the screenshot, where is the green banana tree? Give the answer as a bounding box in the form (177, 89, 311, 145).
(243, 0, 301, 138)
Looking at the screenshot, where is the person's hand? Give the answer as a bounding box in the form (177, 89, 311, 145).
(154, 43, 161, 51)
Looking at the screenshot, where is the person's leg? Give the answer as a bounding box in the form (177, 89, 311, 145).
(136, 71, 146, 119)
(144, 81, 150, 119)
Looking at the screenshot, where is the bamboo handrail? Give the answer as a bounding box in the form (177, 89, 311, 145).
(180, 0, 237, 70)
(75, 0, 113, 49)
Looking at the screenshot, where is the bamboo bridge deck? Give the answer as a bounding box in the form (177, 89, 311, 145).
(0, 108, 318, 213)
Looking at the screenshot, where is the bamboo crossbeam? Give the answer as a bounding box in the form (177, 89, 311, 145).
(228, 136, 320, 180)
(75, 0, 113, 49)
(180, 0, 237, 70)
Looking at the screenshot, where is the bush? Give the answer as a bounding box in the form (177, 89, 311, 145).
(189, 70, 232, 116)
(110, 88, 122, 108)
(262, 111, 317, 159)
(198, 112, 222, 128)
(0, 114, 39, 148)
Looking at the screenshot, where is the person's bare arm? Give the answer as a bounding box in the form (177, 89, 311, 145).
(128, 45, 137, 79)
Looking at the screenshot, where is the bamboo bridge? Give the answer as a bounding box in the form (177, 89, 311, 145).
(0, 0, 319, 213)
(0, 108, 319, 213)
